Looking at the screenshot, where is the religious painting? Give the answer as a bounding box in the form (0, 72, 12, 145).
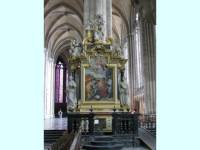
(85, 57, 113, 100)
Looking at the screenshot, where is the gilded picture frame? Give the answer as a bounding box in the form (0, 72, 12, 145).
(81, 63, 118, 104)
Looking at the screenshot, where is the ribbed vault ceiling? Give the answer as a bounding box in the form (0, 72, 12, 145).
(44, 0, 155, 61)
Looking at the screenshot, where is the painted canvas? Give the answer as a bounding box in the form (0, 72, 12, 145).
(85, 64, 113, 100)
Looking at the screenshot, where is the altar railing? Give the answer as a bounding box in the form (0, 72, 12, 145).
(139, 114, 156, 136)
(67, 112, 140, 135)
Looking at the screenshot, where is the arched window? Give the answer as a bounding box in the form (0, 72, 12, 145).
(55, 61, 64, 103)
(54, 59, 68, 116)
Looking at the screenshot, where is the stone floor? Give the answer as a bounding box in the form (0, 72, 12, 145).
(121, 147, 149, 150)
(44, 117, 67, 130)
(44, 118, 151, 150)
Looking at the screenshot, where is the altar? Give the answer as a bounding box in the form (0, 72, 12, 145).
(67, 15, 130, 131)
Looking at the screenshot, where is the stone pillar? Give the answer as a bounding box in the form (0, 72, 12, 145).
(142, 20, 156, 114)
(106, 0, 112, 38)
(134, 10, 145, 114)
(84, 0, 112, 39)
(128, 6, 145, 113)
(128, 32, 134, 111)
(44, 49, 55, 119)
(129, 1, 156, 114)
(127, 8, 134, 110)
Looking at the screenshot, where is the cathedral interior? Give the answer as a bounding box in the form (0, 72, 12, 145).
(44, 0, 156, 149)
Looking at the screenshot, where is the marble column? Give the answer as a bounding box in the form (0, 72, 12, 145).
(44, 49, 56, 119)
(84, 0, 112, 39)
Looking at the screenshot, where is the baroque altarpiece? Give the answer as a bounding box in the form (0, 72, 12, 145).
(68, 15, 129, 114)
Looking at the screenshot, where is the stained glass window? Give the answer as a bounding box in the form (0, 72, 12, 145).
(55, 61, 64, 103)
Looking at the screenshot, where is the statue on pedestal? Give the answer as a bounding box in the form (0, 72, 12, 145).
(69, 39, 82, 57)
(94, 26, 104, 42)
(85, 20, 94, 30)
(119, 76, 129, 106)
(94, 14, 104, 42)
(58, 108, 63, 118)
(67, 76, 77, 111)
(107, 76, 112, 98)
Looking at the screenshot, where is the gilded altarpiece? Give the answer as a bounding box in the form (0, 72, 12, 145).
(68, 28, 128, 112)
(79, 44, 127, 112)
